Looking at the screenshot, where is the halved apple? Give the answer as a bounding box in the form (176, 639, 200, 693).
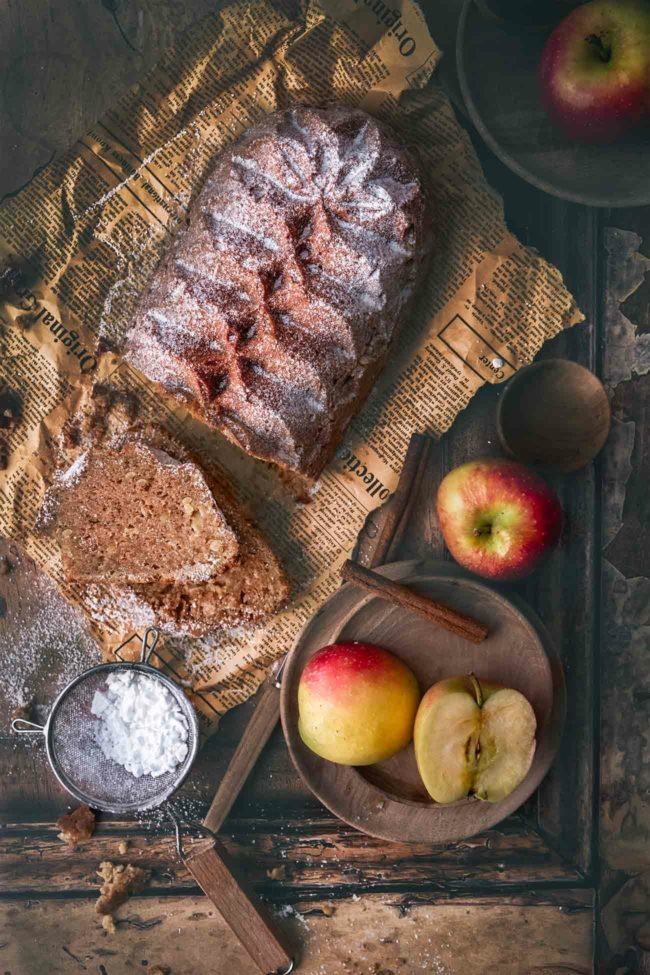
(413, 675, 537, 804)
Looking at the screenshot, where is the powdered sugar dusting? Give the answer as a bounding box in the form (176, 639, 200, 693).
(125, 106, 426, 481)
(1, 550, 100, 719)
(57, 451, 89, 487)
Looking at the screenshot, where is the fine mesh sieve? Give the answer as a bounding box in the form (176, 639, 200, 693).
(11, 628, 295, 974)
(12, 628, 200, 814)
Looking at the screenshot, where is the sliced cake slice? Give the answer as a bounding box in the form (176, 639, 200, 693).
(79, 459, 290, 638)
(130, 467, 290, 636)
(48, 440, 239, 585)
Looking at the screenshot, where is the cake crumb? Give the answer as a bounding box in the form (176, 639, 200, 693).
(266, 865, 286, 880)
(56, 804, 96, 847)
(118, 839, 129, 855)
(95, 861, 151, 915)
(10, 698, 34, 723)
(101, 914, 116, 934)
(0, 387, 22, 431)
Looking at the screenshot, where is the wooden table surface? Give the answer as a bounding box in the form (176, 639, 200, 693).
(1, 2, 649, 973)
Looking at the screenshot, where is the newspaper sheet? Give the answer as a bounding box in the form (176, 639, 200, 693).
(0, 0, 582, 730)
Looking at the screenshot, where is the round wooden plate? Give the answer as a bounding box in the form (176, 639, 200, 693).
(281, 560, 565, 844)
(456, 0, 650, 208)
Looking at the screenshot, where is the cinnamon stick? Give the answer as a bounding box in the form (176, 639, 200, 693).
(341, 560, 488, 645)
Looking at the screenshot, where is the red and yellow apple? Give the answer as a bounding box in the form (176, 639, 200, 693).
(414, 675, 537, 804)
(297, 642, 420, 765)
(436, 458, 562, 581)
(539, 0, 650, 142)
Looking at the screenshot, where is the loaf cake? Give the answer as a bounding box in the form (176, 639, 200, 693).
(125, 106, 427, 486)
(48, 441, 238, 585)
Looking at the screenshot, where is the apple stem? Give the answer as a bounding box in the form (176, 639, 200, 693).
(585, 32, 611, 64)
(473, 526, 491, 537)
(469, 672, 484, 708)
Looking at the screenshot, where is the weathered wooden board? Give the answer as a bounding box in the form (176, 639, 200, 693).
(0, 0, 215, 200)
(597, 212, 650, 967)
(0, 892, 594, 975)
(0, 814, 580, 899)
(4, 0, 650, 970)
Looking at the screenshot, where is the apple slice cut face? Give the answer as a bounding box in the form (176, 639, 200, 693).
(414, 691, 481, 804)
(414, 678, 537, 804)
(473, 689, 537, 802)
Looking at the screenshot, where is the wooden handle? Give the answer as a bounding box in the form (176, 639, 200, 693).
(366, 433, 434, 568)
(341, 560, 488, 644)
(203, 676, 281, 834)
(185, 842, 293, 975)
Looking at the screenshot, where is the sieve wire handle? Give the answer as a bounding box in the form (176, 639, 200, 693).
(140, 626, 160, 665)
(11, 718, 45, 735)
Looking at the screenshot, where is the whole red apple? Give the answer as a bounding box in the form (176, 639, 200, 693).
(539, 0, 650, 142)
(436, 459, 562, 581)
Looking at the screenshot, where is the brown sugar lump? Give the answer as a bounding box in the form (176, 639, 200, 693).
(48, 440, 239, 585)
(125, 106, 428, 486)
(56, 804, 96, 847)
(95, 861, 151, 915)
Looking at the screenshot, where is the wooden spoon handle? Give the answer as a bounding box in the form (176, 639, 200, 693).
(203, 675, 281, 834)
(185, 842, 293, 975)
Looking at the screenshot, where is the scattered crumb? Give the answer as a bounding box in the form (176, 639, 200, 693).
(10, 698, 34, 723)
(118, 839, 130, 856)
(321, 902, 335, 916)
(0, 387, 22, 431)
(95, 861, 152, 915)
(266, 865, 286, 881)
(56, 804, 96, 846)
(101, 914, 116, 934)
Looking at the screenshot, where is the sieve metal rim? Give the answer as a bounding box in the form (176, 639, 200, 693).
(14, 653, 200, 815)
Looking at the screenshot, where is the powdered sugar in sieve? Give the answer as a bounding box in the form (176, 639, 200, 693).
(12, 628, 200, 813)
(91, 669, 189, 778)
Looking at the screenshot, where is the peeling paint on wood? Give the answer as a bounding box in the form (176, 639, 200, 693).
(602, 417, 635, 547)
(600, 220, 650, 960)
(604, 228, 650, 386)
